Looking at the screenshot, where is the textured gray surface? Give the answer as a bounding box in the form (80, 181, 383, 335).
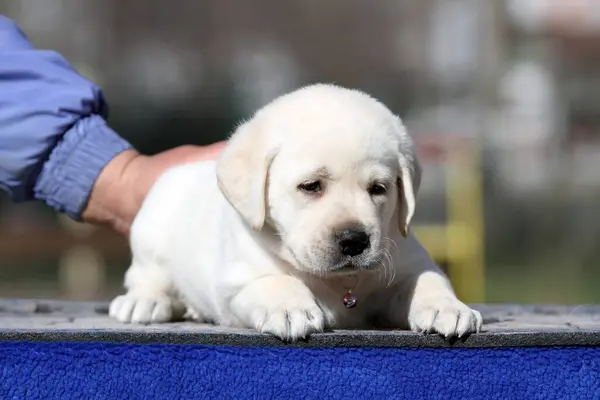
(1, 299, 600, 348)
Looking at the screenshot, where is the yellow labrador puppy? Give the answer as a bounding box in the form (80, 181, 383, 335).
(109, 84, 482, 340)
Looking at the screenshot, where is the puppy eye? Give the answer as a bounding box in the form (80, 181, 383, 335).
(368, 183, 387, 196)
(298, 180, 322, 194)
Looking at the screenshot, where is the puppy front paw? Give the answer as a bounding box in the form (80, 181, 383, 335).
(254, 301, 325, 341)
(109, 293, 174, 324)
(231, 276, 326, 341)
(408, 297, 482, 338)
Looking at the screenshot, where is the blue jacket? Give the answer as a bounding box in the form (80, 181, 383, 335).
(0, 15, 133, 219)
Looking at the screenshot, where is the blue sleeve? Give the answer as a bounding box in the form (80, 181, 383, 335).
(0, 15, 133, 220)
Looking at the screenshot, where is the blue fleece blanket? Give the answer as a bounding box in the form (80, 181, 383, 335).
(0, 342, 599, 399)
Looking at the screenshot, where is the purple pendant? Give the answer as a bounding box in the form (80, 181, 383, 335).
(342, 292, 358, 309)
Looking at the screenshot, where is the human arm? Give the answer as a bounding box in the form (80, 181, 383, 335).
(0, 14, 133, 219)
(0, 15, 225, 235)
(81, 142, 225, 236)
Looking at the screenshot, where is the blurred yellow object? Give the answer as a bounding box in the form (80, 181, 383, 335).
(414, 138, 485, 303)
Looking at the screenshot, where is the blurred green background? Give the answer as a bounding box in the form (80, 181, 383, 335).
(1, 0, 600, 305)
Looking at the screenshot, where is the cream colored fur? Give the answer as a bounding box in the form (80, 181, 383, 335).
(109, 84, 482, 340)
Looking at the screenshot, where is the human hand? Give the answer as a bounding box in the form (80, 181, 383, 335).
(81, 142, 226, 236)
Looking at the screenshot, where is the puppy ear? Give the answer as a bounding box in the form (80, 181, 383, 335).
(395, 122, 422, 238)
(216, 119, 278, 231)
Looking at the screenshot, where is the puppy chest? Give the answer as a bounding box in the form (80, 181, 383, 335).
(331, 305, 373, 329)
(311, 287, 374, 329)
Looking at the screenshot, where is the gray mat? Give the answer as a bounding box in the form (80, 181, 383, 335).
(1, 299, 599, 348)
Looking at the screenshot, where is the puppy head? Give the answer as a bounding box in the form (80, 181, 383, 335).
(217, 84, 421, 275)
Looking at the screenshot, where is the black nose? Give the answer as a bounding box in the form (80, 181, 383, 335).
(336, 229, 370, 256)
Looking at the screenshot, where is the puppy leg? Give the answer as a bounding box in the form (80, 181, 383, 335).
(229, 275, 326, 341)
(383, 268, 482, 337)
(405, 269, 482, 337)
(109, 261, 185, 324)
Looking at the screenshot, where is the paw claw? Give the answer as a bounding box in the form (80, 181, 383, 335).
(258, 306, 325, 341)
(109, 294, 173, 324)
(232, 278, 329, 341)
(409, 297, 482, 338)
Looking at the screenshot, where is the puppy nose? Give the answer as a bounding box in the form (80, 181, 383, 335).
(336, 230, 370, 256)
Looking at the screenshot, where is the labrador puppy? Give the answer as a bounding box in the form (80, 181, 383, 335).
(109, 83, 482, 340)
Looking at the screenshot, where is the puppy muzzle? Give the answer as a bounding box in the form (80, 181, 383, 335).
(329, 257, 380, 274)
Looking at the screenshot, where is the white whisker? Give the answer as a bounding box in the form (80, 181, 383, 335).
(379, 237, 400, 287)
